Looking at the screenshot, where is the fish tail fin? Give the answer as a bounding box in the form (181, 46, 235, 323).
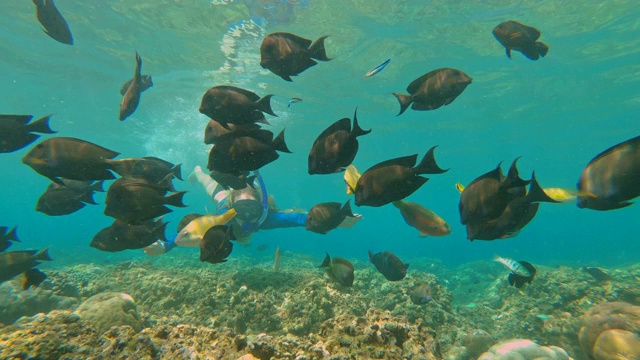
(89, 180, 105, 193)
(4, 226, 19, 242)
(272, 129, 292, 153)
(27, 114, 56, 134)
(351, 107, 371, 138)
(80, 190, 98, 205)
(153, 218, 168, 242)
(22, 268, 47, 290)
(367, 250, 375, 262)
(392, 93, 412, 116)
(135, 51, 142, 74)
(164, 191, 187, 208)
(492, 254, 502, 262)
(256, 94, 277, 117)
(341, 199, 354, 218)
(171, 164, 183, 181)
(33, 247, 52, 262)
(32, 0, 44, 6)
(415, 146, 449, 175)
(536, 42, 549, 57)
(319, 253, 331, 268)
(527, 172, 560, 204)
(503, 157, 530, 188)
(309, 35, 331, 61)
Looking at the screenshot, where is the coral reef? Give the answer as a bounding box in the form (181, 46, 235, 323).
(478, 339, 572, 360)
(74, 292, 144, 334)
(0, 281, 77, 325)
(578, 301, 640, 360)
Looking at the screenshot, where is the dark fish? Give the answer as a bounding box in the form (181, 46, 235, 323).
(354, 146, 448, 207)
(0, 114, 56, 153)
(177, 213, 204, 233)
(392, 200, 452, 237)
(21, 137, 129, 184)
(459, 158, 530, 226)
(22, 268, 48, 290)
(368, 250, 409, 281)
(110, 156, 182, 183)
(36, 180, 103, 216)
(200, 225, 234, 264)
(209, 170, 256, 190)
(466, 172, 558, 241)
(393, 68, 472, 115)
(33, 0, 73, 45)
(583, 266, 613, 282)
(207, 128, 291, 175)
(492, 20, 549, 60)
(0, 226, 19, 253)
(319, 253, 354, 287)
(120, 75, 153, 96)
(577, 135, 640, 211)
(0, 248, 51, 284)
(308, 108, 371, 175)
(199, 86, 276, 129)
(104, 178, 187, 225)
(119, 52, 143, 121)
(260, 32, 331, 81)
(407, 283, 432, 305)
(91, 218, 167, 252)
(306, 200, 355, 235)
(204, 120, 261, 145)
(507, 261, 536, 288)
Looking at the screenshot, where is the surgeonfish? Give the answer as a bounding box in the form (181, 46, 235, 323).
(493, 254, 531, 277)
(344, 164, 361, 195)
(392, 200, 452, 237)
(120, 75, 153, 96)
(33, 0, 73, 45)
(119, 52, 144, 121)
(174, 209, 238, 247)
(368, 250, 409, 281)
(492, 20, 549, 60)
(260, 32, 331, 81)
(199, 86, 276, 129)
(319, 253, 354, 287)
(199, 225, 234, 264)
(0, 114, 56, 153)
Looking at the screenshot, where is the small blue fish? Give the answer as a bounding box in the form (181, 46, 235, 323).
(287, 97, 303, 108)
(364, 59, 390, 78)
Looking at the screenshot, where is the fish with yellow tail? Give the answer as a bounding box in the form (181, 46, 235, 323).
(273, 247, 281, 272)
(174, 209, 237, 247)
(456, 182, 591, 203)
(344, 164, 361, 195)
(493, 254, 531, 277)
(392, 200, 452, 237)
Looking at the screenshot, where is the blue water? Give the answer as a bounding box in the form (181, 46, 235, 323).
(1, 0, 639, 270)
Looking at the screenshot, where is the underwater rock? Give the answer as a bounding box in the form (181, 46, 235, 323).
(0, 280, 78, 325)
(464, 329, 496, 358)
(74, 292, 143, 334)
(578, 301, 640, 360)
(478, 339, 573, 360)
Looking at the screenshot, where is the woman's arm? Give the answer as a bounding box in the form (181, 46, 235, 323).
(260, 210, 307, 229)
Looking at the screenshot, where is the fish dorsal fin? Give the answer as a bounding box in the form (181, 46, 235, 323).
(142, 156, 174, 167)
(586, 135, 640, 167)
(466, 163, 503, 188)
(406, 69, 441, 94)
(319, 253, 331, 268)
(317, 118, 351, 141)
(273, 32, 312, 48)
(215, 85, 260, 102)
(0, 115, 33, 126)
(367, 154, 418, 172)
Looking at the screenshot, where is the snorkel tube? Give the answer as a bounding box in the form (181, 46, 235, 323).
(241, 170, 269, 232)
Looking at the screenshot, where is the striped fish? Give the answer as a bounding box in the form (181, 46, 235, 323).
(493, 254, 531, 277)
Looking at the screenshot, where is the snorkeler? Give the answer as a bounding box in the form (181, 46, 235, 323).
(144, 166, 361, 256)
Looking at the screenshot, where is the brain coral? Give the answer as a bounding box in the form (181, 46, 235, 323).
(578, 301, 640, 360)
(74, 292, 143, 334)
(478, 339, 572, 360)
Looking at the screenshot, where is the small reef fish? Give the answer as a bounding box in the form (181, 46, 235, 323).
(583, 266, 613, 282)
(392, 200, 452, 237)
(0, 226, 19, 252)
(33, 0, 73, 45)
(119, 52, 143, 121)
(393, 68, 472, 115)
(0, 248, 51, 289)
(493, 254, 531, 278)
(577, 135, 640, 211)
(308, 108, 371, 175)
(260, 32, 331, 81)
(273, 247, 281, 272)
(199, 86, 276, 129)
(354, 146, 448, 207)
(492, 20, 549, 60)
(407, 283, 432, 305)
(507, 260, 536, 288)
(287, 98, 303, 108)
(344, 164, 361, 195)
(200, 225, 234, 264)
(120, 75, 153, 96)
(36, 180, 103, 216)
(0, 114, 56, 153)
(306, 200, 355, 235)
(319, 253, 354, 287)
(364, 59, 390, 78)
(368, 250, 409, 281)
(174, 209, 237, 247)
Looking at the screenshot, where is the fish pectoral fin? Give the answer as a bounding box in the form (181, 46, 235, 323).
(510, 32, 521, 39)
(505, 48, 512, 59)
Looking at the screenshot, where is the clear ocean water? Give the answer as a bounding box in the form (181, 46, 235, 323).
(1, 0, 639, 270)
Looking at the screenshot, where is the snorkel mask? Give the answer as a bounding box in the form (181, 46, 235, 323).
(232, 170, 269, 232)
